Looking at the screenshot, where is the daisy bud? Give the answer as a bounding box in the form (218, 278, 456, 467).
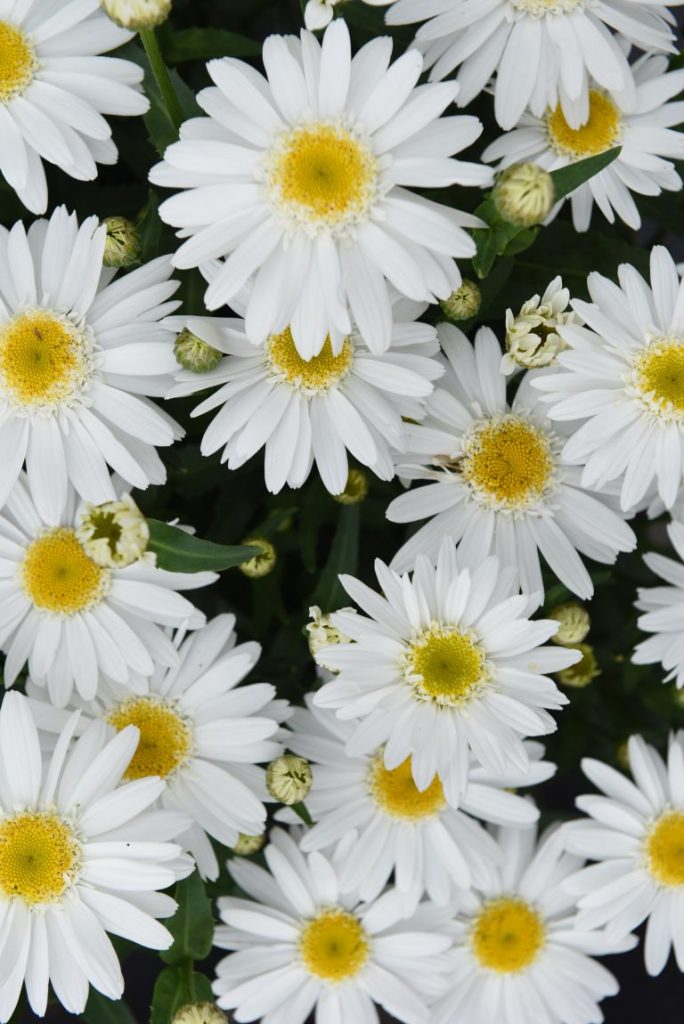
(616, 740, 630, 771)
(171, 1004, 227, 1024)
(493, 163, 554, 228)
(174, 328, 223, 373)
(548, 602, 590, 646)
(502, 276, 579, 374)
(76, 494, 153, 569)
(556, 644, 600, 688)
(440, 279, 481, 321)
(266, 755, 313, 806)
(333, 468, 368, 505)
(100, 0, 172, 30)
(102, 216, 141, 268)
(233, 833, 266, 857)
(306, 606, 351, 661)
(239, 537, 277, 579)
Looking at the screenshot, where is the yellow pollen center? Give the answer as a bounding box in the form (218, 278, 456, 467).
(107, 696, 193, 780)
(646, 811, 684, 887)
(267, 327, 353, 390)
(0, 309, 92, 409)
(370, 754, 446, 820)
(22, 529, 109, 615)
(0, 812, 80, 905)
(547, 90, 622, 160)
(268, 123, 378, 229)
(633, 339, 684, 420)
(408, 626, 487, 707)
(472, 898, 546, 973)
(299, 909, 369, 981)
(461, 417, 554, 510)
(0, 21, 36, 103)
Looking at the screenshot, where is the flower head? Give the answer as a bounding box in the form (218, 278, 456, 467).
(76, 493, 152, 568)
(493, 163, 555, 227)
(101, 0, 172, 30)
(102, 216, 142, 268)
(502, 277, 578, 375)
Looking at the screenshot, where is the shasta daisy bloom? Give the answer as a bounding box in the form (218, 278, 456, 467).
(0, 475, 216, 708)
(313, 538, 579, 806)
(633, 521, 684, 688)
(563, 731, 684, 976)
(386, 325, 635, 597)
(279, 697, 555, 909)
(0, 206, 183, 523)
(371, 0, 678, 131)
(25, 614, 289, 881)
(166, 296, 443, 496)
(0, 692, 193, 1021)
(150, 18, 492, 358)
(212, 827, 454, 1024)
(483, 56, 684, 232)
(0, 0, 149, 213)
(430, 823, 635, 1024)
(533, 245, 684, 512)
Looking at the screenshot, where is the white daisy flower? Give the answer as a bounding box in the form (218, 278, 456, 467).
(166, 295, 443, 496)
(386, 325, 635, 597)
(368, 0, 678, 130)
(25, 613, 289, 881)
(483, 55, 684, 232)
(313, 538, 579, 806)
(431, 822, 635, 1024)
(633, 520, 684, 688)
(563, 731, 684, 976)
(212, 826, 454, 1024)
(0, 206, 183, 523)
(150, 18, 492, 358)
(0, 692, 193, 1021)
(278, 697, 555, 909)
(533, 245, 684, 512)
(0, 0, 149, 213)
(0, 475, 216, 707)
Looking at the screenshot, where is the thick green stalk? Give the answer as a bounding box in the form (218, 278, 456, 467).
(140, 27, 183, 131)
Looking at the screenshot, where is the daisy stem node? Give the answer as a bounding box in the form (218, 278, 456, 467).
(140, 27, 183, 131)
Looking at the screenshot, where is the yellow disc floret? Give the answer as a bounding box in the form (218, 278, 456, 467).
(471, 898, 546, 973)
(267, 327, 353, 391)
(21, 528, 110, 615)
(632, 338, 684, 422)
(0, 812, 80, 905)
(407, 625, 487, 707)
(461, 416, 555, 511)
(547, 90, 622, 160)
(107, 696, 193, 780)
(0, 309, 94, 410)
(0, 21, 36, 103)
(370, 754, 446, 819)
(299, 909, 369, 981)
(646, 811, 684, 887)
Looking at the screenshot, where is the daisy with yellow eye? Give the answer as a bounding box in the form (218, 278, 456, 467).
(430, 823, 635, 1024)
(563, 732, 684, 977)
(386, 325, 635, 597)
(0, 0, 148, 213)
(212, 827, 454, 1024)
(0, 206, 183, 523)
(313, 538, 579, 807)
(0, 475, 216, 708)
(0, 692, 193, 1022)
(483, 56, 684, 232)
(533, 245, 684, 512)
(150, 18, 492, 359)
(26, 613, 290, 881)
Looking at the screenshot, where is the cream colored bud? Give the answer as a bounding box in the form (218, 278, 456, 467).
(77, 494, 152, 569)
(100, 0, 172, 30)
(306, 606, 352, 660)
(266, 755, 313, 805)
(174, 328, 223, 373)
(334, 468, 368, 505)
(493, 163, 555, 228)
(238, 537, 277, 579)
(440, 280, 482, 321)
(171, 1004, 227, 1024)
(549, 602, 591, 646)
(556, 644, 600, 688)
(233, 833, 266, 857)
(102, 217, 141, 268)
(502, 276, 579, 374)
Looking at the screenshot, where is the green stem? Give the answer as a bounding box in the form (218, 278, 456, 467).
(183, 957, 197, 1002)
(139, 27, 183, 131)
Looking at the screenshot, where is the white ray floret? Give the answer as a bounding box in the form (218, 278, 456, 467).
(633, 520, 684, 688)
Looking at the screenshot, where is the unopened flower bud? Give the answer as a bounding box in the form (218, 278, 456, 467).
(502, 276, 579, 374)
(239, 537, 277, 579)
(440, 280, 482, 321)
(493, 163, 554, 228)
(100, 0, 172, 30)
(266, 755, 313, 805)
(171, 1004, 227, 1024)
(306, 606, 352, 660)
(549, 602, 591, 646)
(174, 328, 223, 373)
(77, 494, 152, 568)
(334, 468, 368, 505)
(556, 644, 600, 688)
(233, 833, 266, 857)
(102, 217, 141, 268)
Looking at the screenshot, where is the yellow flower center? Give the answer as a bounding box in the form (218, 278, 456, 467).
(107, 696, 193, 780)
(471, 898, 546, 973)
(0, 812, 80, 905)
(267, 326, 353, 391)
(461, 416, 555, 511)
(632, 338, 684, 422)
(267, 122, 378, 231)
(0, 309, 94, 410)
(299, 909, 369, 981)
(646, 811, 684, 887)
(407, 625, 487, 707)
(369, 754, 446, 820)
(21, 529, 110, 615)
(547, 90, 622, 160)
(0, 20, 36, 103)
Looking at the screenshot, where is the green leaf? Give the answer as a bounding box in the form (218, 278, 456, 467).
(310, 504, 360, 611)
(292, 800, 314, 826)
(147, 520, 258, 573)
(150, 966, 213, 1024)
(550, 147, 621, 203)
(162, 27, 261, 62)
(83, 990, 136, 1024)
(161, 870, 214, 965)
(138, 190, 162, 263)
